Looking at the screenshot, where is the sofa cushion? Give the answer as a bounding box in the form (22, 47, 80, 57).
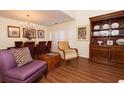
(4, 60, 47, 81)
(10, 47, 33, 67)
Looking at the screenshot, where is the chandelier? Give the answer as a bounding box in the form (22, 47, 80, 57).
(20, 14, 37, 40)
(20, 14, 36, 28)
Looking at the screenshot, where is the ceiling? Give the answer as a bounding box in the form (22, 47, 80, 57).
(0, 10, 74, 26)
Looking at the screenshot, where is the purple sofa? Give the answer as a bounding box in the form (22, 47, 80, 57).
(0, 50, 47, 83)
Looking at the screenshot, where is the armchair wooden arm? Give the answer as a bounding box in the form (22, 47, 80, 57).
(69, 48, 78, 53)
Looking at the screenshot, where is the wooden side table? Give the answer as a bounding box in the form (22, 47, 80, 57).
(38, 52, 61, 72)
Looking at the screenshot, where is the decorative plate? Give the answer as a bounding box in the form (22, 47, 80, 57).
(99, 30, 109, 36)
(111, 30, 119, 36)
(102, 24, 109, 29)
(94, 25, 100, 30)
(93, 31, 99, 36)
(111, 23, 119, 28)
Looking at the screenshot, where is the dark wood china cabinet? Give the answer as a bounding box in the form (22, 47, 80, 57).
(89, 11, 124, 68)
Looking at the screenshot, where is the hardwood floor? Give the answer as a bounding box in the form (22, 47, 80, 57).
(39, 57, 124, 83)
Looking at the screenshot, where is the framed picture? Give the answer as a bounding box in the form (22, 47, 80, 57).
(77, 25, 89, 40)
(23, 28, 36, 38)
(8, 26, 20, 38)
(38, 30, 45, 38)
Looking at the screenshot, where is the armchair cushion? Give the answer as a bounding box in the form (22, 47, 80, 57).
(59, 49, 78, 60)
(4, 60, 46, 81)
(64, 49, 76, 52)
(10, 47, 33, 67)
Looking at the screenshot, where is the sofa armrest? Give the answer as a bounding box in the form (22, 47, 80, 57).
(0, 61, 4, 82)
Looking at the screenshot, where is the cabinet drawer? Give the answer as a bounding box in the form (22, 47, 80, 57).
(111, 46, 124, 50)
(91, 45, 109, 49)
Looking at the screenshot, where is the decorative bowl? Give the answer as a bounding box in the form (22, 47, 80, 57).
(116, 39, 124, 45)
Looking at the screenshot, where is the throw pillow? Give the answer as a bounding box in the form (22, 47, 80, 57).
(10, 47, 33, 67)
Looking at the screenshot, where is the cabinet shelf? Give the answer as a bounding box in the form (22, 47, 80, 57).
(91, 42, 120, 46)
(92, 36, 110, 38)
(110, 35, 124, 37)
(92, 35, 124, 38)
(93, 29, 109, 31)
(111, 27, 124, 30)
(93, 27, 124, 32)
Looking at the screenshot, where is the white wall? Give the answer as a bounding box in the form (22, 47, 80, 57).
(48, 10, 117, 58)
(0, 17, 48, 49)
(48, 21, 77, 52)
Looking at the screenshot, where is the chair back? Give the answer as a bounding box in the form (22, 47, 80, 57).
(38, 41, 47, 53)
(15, 41, 23, 48)
(47, 41, 52, 46)
(39, 41, 46, 47)
(24, 42, 35, 47)
(58, 41, 69, 50)
(46, 41, 52, 53)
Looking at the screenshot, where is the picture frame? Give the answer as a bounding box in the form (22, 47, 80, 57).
(8, 26, 20, 38)
(38, 30, 45, 38)
(77, 25, 89, 40)
(23, 28, 36, 38)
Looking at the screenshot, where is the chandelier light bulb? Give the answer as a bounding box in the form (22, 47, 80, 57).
(20, 15, 37, 40)
(33, 24, 36, 27)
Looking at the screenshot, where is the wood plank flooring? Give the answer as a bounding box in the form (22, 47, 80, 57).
(39, 57, 124, 83)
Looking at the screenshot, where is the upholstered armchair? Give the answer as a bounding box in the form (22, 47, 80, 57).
(58, 41, 78, 64)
